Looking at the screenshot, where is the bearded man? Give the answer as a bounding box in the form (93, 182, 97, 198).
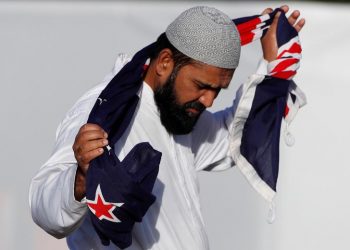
(30, 5, 305, 250)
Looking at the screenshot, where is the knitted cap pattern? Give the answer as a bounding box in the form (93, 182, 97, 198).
(166, 6, 241, 69)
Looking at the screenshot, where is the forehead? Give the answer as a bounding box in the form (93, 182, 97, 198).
(181, 62, 234, 88)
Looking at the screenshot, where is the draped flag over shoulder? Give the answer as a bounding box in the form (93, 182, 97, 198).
(230, 9, 307, 205)
(85, 43, 162, 249)
(83, 7, 306, 249)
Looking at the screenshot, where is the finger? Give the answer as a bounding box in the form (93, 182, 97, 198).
(73, 130, 107, 152)
(79, 123, 105, 133)
(262, 8, 273, 15)
(280, 5, 289, 13)
(76, 139, 108, 153)
(269, 10, 281, 32)
(294, 18, 306, 33)
(288, 10, 300, 27)
(79, 148, 104, 167)
(80, 130, 108, 142)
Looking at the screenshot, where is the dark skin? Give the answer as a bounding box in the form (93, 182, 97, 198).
(146, 50, 234, 115)
(73, 5, 305, 201)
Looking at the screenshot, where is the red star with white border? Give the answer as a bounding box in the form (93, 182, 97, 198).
(86, 184, 123, 223)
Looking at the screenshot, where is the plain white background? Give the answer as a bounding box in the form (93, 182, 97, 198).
(1, 1, 349, 249)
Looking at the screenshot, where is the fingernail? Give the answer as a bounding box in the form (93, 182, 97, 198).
(99, 148, 103, 153)
(103, 139, 108, 145)
(104, 132, 108, 138)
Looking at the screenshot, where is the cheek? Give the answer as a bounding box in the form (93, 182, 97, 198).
(174, 78, 202, 105)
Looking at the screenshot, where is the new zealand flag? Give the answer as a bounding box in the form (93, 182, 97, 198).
(230, 9, 307, 203)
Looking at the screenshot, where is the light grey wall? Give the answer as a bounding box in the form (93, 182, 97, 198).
(0, 1, 349, 249)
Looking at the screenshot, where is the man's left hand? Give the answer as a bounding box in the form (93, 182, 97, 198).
(261, 5, 306, 62)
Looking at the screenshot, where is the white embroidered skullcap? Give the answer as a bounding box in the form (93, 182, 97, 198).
(166, 6, 241, 69)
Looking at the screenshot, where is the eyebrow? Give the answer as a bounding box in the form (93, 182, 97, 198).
(194, 80, 229, 90)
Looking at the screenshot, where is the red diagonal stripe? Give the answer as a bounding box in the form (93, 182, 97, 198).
(271, 58, 299, 73)
(277, 42, 302, 59)
(271, 71, 296, 79)
(240, 32, 255, 45)
(236, 17, 262, 34)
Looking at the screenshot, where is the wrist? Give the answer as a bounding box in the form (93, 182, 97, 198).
(74, 166, 86, 201)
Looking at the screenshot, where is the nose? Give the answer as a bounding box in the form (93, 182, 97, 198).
(199, 90, 216, 108)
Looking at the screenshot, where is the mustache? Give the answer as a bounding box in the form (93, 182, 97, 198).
(183, 101, 206, 113)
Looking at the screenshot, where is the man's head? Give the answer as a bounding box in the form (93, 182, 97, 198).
(145, 6, 241, 135)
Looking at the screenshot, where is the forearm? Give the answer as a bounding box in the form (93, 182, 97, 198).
(29, 53, 130, 238)
(29, 147, 87, 238)
(74, 166, 87, 202)
(29, 112, 90, 237)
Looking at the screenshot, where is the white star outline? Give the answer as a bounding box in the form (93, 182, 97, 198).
(86, 184, 124, 223)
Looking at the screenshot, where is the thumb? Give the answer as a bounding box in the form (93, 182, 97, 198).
(269, 10, 281, 34)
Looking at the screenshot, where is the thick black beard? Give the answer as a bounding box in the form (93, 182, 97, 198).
(154, 72, 206, 135)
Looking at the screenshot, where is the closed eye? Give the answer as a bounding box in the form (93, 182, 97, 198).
(194, 80, 222, 94)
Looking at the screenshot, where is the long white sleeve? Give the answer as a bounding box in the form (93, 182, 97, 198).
(29, 54, 130, 238)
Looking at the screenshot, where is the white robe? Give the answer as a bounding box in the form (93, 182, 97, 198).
(29, 54, 266, 250)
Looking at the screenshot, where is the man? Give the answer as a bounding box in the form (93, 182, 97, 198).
(29, 5, 305, 250)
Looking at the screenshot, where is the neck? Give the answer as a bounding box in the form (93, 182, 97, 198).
(143, 63, 158, 91)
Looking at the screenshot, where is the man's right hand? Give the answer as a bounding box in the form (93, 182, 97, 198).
(72, 123, 109, 201)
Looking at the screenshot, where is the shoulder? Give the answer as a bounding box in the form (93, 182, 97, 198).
(67, 53, 131, 118)
(55, 53, 131, 140)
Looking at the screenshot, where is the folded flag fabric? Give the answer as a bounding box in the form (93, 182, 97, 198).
(230, 9, 307, 203)
(86, 142, 161, 248)
(85, 42, 162, 249)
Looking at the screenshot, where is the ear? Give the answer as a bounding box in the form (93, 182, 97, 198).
(155, 48, 174, 84)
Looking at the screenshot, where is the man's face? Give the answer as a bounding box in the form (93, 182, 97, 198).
(154, 62, 234, 135)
